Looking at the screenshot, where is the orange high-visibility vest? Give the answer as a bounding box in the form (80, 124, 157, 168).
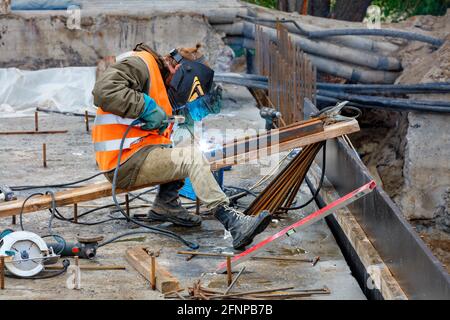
(92, 51, 173, 171)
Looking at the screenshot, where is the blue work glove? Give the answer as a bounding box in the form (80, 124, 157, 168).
(183, 85, 222, 124)
(138, 94, 168, 133)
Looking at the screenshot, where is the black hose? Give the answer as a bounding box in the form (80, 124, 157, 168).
(279, 143, 326, 211)
(318, 82, 450, 94)
(238, 15, 444, 47)
(11, 172, 105, 191)
(19, 192, 44, 231)
(317, 93, 450, 113)
(111, 123, 199, 249)
(307, 28, 444, 47)
(98, 230, 175, 247)
(214, 73, 450, 95)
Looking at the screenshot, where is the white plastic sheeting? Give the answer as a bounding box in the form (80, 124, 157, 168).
(0, 67, 96, 118)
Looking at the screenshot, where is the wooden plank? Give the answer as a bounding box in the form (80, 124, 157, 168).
(0, 119, 359, 218)
(211, 119, 359, 170)
(125, 246, 180, 294)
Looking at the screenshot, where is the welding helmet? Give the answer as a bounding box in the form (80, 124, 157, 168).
(167, 48, 215, 109)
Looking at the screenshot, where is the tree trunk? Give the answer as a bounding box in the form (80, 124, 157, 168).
(309, 0, 330, 18)
(333, 0, 372, 22)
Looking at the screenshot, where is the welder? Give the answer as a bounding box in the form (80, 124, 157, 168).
(91, 43, 271, 249)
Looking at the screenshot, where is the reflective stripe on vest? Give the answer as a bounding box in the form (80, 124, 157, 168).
(94, 114, 137, 126)
(94, 136, 143, 152)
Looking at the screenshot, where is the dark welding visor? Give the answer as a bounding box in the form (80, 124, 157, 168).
(167, 57, 214, 108)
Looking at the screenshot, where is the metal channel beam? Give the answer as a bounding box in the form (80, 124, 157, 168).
(304, 104, 450, 299)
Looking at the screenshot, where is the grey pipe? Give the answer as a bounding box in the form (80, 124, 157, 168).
(308, 55, 399, 84)
(241, 22, 402, 72)
(242, 13, 399, 53)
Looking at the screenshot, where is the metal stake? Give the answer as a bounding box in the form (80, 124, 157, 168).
(151, 255, 156, 290)
(0, 256, 5, 290)
(42, 143, 47, 168)
(226, 256, 232, 286)
(85, 110, 90, 132)
(125, 194, 130, 220)
(195, 197, 200, 215)
(73, 203, 78, 223)
(35, 111, 39, 132)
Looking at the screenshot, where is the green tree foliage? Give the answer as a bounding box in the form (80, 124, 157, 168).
(245, 0, 277, 9)
(367, 0, 448, 21)
(244, 0, 449, 21)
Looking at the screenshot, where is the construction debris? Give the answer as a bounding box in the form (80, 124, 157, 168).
(177, 250, 319, 265)
(169, 280, 330, 300)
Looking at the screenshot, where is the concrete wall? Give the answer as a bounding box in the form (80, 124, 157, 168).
(0, 12, 234, 70)
(396, 36, 450, 226)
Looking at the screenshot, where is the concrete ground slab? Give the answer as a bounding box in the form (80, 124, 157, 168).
(0, 85, 364, 300)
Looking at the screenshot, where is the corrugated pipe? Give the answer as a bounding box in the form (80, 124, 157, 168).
(316, 95, 450, 113)
(214, 73, 450, 94)
(239, 15, 444, 47)
(317, 91, 450, 113)
(238, 13, 399, 53)
(240, 22, 402, 72)
(307, 29, 444, 47)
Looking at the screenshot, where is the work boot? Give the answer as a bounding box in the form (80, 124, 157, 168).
(148, 180, 202, 227)
(213, 205, 271, 249)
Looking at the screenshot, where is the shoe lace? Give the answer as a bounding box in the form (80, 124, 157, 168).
(222, 204, 244, 217)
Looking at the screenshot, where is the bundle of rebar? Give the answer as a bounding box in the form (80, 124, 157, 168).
(245, 142, 324, 216)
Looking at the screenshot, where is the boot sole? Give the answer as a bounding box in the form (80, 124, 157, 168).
(148, 210, 202, 228)
(233, 213, 272, 250)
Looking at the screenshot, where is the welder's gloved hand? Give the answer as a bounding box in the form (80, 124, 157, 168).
(184, 85, 223, 123)
(138, 94, 168, 132)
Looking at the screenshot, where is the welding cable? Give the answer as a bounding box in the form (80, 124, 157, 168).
(10, 172, 105, 191)
(47, 187, 158, 225)
(19, 192, 44, 231)
(111, 123, 199, 249)
(224, 186, 259, 198)
(98, 230, 181, 248)
(279, 143, 327, 211)
(5, 259, 71, 280)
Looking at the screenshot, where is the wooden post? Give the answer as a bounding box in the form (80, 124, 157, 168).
(85, 110, 89, 132)
(34, 111, 39, 132)
(226, 256, 232, 286)
(125, 194, 130, 220)
(195, 197, 200, 215)
(73, 203, 78, 223)
(42, 143, 47, 167)
(0, 256, 5, 290)
(150, 255, 156, 290)
(74, 256, 80, 290)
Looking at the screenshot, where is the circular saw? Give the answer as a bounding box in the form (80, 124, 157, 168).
(0, 231, 59, 277)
